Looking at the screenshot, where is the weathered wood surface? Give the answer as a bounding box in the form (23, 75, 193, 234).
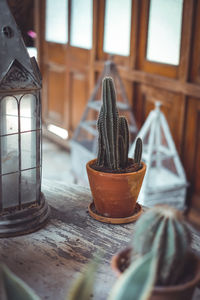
(0, 179, 200, 300)
(0, 180, 135, 299)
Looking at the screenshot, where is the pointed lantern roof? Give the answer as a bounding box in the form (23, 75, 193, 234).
(0, 0, 41, 91)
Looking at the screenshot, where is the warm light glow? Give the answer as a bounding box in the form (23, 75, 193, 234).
(47, 124, 68, 139)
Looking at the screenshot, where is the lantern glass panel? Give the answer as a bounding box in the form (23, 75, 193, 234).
(1, 134, 19, 174)
(0, 97, 18, 135)
(21, 168, 37, 204)
(21, 131, 37, 170)
(20, 94, 37, 132)
(2, 172, 19, 209)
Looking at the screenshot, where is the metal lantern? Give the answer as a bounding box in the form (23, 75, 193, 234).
(0, 0, 49, 237)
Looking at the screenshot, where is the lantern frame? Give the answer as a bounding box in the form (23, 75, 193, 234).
(0, 0, 49, 237)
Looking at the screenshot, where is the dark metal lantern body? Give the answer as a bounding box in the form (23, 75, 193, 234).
(0, 0, 49, 237)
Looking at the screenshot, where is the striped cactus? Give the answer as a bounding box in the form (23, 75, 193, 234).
(134, 137, 142, 167)
(97, 77, 140, 171)
(132, 205, 191, 286)
(118, 116, 129, 168)
(97, 77, 119, 169)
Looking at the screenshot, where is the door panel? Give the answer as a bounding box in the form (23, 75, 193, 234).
(70, 71, 89, 132)
(190, 0, 200, 84)
(47, 68, 66, 124)
(45, 44, 66, 65)
(135, 84, 185, 153)
(183, 98, 200, 203)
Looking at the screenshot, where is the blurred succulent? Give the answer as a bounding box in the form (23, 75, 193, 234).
(0, 264, 40, 300)
(132, 205, 191, 286)
(68, 257, 99, 300)
(108, 205, 192, 300)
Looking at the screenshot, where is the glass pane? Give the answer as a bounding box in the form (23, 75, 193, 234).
(21, 131, 36, 170)
(146, 0, 183, 65)
(20, 94, 37, 132)
(70, 0, 93, 49)
(1, 135, 19, 174)
(103, 0, 132, 56)
(45, 0, 68, 44)
(21, 168, 36, 204)
(0, 96, 18, 136)
(2, 173, 19, 209)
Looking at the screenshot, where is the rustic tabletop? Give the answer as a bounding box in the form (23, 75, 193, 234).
(0, 179, 200, 300)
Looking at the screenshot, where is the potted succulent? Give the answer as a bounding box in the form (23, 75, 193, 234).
(86, 77, 146, 224)
(111, 205, 200, 300)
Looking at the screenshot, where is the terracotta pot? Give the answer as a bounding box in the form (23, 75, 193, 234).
(111, 248, 200, 300)
(86, 159, 146, 218)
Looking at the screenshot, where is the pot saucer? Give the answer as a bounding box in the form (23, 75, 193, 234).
(88, 202, 143, 224)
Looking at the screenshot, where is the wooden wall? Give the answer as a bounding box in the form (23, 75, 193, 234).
(8, 0, 34, 46)
(35, 0, 200, 224)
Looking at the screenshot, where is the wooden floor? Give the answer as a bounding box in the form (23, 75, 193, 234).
(42, 137, 75, 185)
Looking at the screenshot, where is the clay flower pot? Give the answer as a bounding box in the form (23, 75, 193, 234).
(111, 248, 200, 300)
(86, 159, 146, 222)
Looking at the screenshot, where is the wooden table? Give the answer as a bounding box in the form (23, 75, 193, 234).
(0, 179, 200, 300)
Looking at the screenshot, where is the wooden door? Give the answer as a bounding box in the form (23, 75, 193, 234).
(35, 0, 94, 144)
(35, 0, 200, 223)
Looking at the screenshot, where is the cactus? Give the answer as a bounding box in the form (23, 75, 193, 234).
(118, 116, 129, 168)
(132, 205, 191, 286)
(97, 77, 120, 170)
(97, 77, 141, 171)
(134, 137, 142, 166)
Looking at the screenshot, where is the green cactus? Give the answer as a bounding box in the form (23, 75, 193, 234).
(97, 77, 141, 171)
(132, 205, 191, 286)
(118, 116, 129, 168)
(134, 137, 142, 166)
(97, 77, 119, 170)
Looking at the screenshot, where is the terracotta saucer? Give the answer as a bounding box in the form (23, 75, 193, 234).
(88, 202, 143, 224)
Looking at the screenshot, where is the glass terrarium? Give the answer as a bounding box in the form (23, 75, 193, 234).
(0, 0, 49, 237)
(129, 102, 188, 210)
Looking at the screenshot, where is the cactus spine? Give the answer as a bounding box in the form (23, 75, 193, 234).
(97, 77, 138, 170)
(132, 205, 191, 286)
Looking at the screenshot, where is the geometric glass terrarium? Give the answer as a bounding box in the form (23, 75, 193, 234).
(0, 0, 49, 237)
(129, 102, 188, 210)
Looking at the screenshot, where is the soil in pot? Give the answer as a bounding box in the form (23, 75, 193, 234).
(90, 158, 142, 174)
